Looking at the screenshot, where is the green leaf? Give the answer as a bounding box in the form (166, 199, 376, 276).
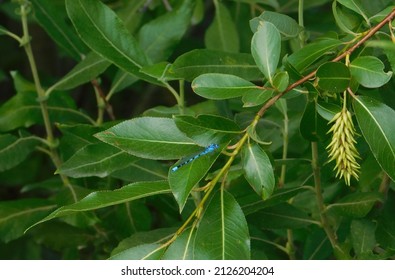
(287, 38, 342, 72)
(353, 96, 395, 181)
(303, 229, 332, 260)
(110, 244, 166, 260)
(316, 102, 342, 121)
(48, 52, 110, 93)
(162, 228, 194, 259)
(205, 1, 239, 53)
(192, 73, 262, 100)
(57, 143, 137, 178)
(174, 114, 241, 145)
(194, 191, 250, 259)
(242, 86, 274, 107)
(110, 159, 168, 182)
(95, 117, 199, 160)
(349, 56, 392, 88)
(241, 186, 308, 215)
(332, 0, 360, 35)
(26, 181, 171, 231)
(327, 192, 383, 218)
(0, 199, 56, 243)
(109, 70, 139, 94)
(0, 91, 93, 132)
(250, 11, 302, 38)
(65, 0, 155, 83)
(316, 62, 350, 92)
(376, 195, 395, 250)
(272, 71, 289, 92)
(32, 0, 88, 60)
(251, 22, 281, 84)
(350, 219, 376, 256)
(111, 227, 175, 256)
(138, 0, 194, 63)
(169, 49, 261, 82)
(0, 134, 41, 171)
(248, 203, 316, 229)
(241, 143, 275, 199)
(336, 0, 370, 23)
(169, 144, 222, 211)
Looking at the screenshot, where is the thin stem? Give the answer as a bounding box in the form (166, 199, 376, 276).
(298, 0, 304, 28)
(311, 142, 338, 248)
(19, 2, 77, 201)
(279, 109, 289, 187)
(286, 229, 296, 260)
(179, 80, 185, 115)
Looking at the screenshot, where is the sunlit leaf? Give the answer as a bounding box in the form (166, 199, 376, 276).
(353, 96, 395, 181)
(194, 191, 250, 259)
(350, 56, 392, 88)
(192, 73, 262, 100)
(251, 22, 281, 84)
(241, 143, 275, 199)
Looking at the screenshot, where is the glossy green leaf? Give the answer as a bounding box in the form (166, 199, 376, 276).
(250, 11, 302, 38)
(110, 244, 165, 260)
(169, 144, 222, 211)
(95, 117, 200, 160)
(192, 73, 262, 100)
(48, 52, 110, 93)
(287, 39, 342, 72)
(57, 143, 137, 178)
(241, 143, 275, 199)
(0, 199, 56, 243)
(194, 191, 250, 259)
(162, 228, 194, 259)
(111, 227, 175, 256)
(140, 62, 172, 82)
(111, 159, 168, 182)
(353, 96, 395, 181)
(0, 91, 93, 132)
(316, 102, 342, 121)
(248, 203, 316, 229)
(174, 114, 241, 145)
(32, 0, 87, 60)
(169, 49, 261, 82)
(138, 0, 194, 63)
(0, 134, 41, 171)
(316, 62, 350, 92)
(242, 86, 274, 107)
(327, 192, 383, 218)
(272, 71, 289, 92)
(336, 0, 370, 23)
(27, 181, 171, 231)
(205, 1, 239, 53)
(332, 0, 360, 35)
(350, 219, 376, 256)
(349, 56, 392, 88)
(251, 22, 281, 84)
(65, 0, 155, 83)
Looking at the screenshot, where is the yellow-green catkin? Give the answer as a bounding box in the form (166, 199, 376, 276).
(326, 107, 360, 186)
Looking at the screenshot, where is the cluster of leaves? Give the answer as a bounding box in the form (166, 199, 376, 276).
(0, 0, 395, 260)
